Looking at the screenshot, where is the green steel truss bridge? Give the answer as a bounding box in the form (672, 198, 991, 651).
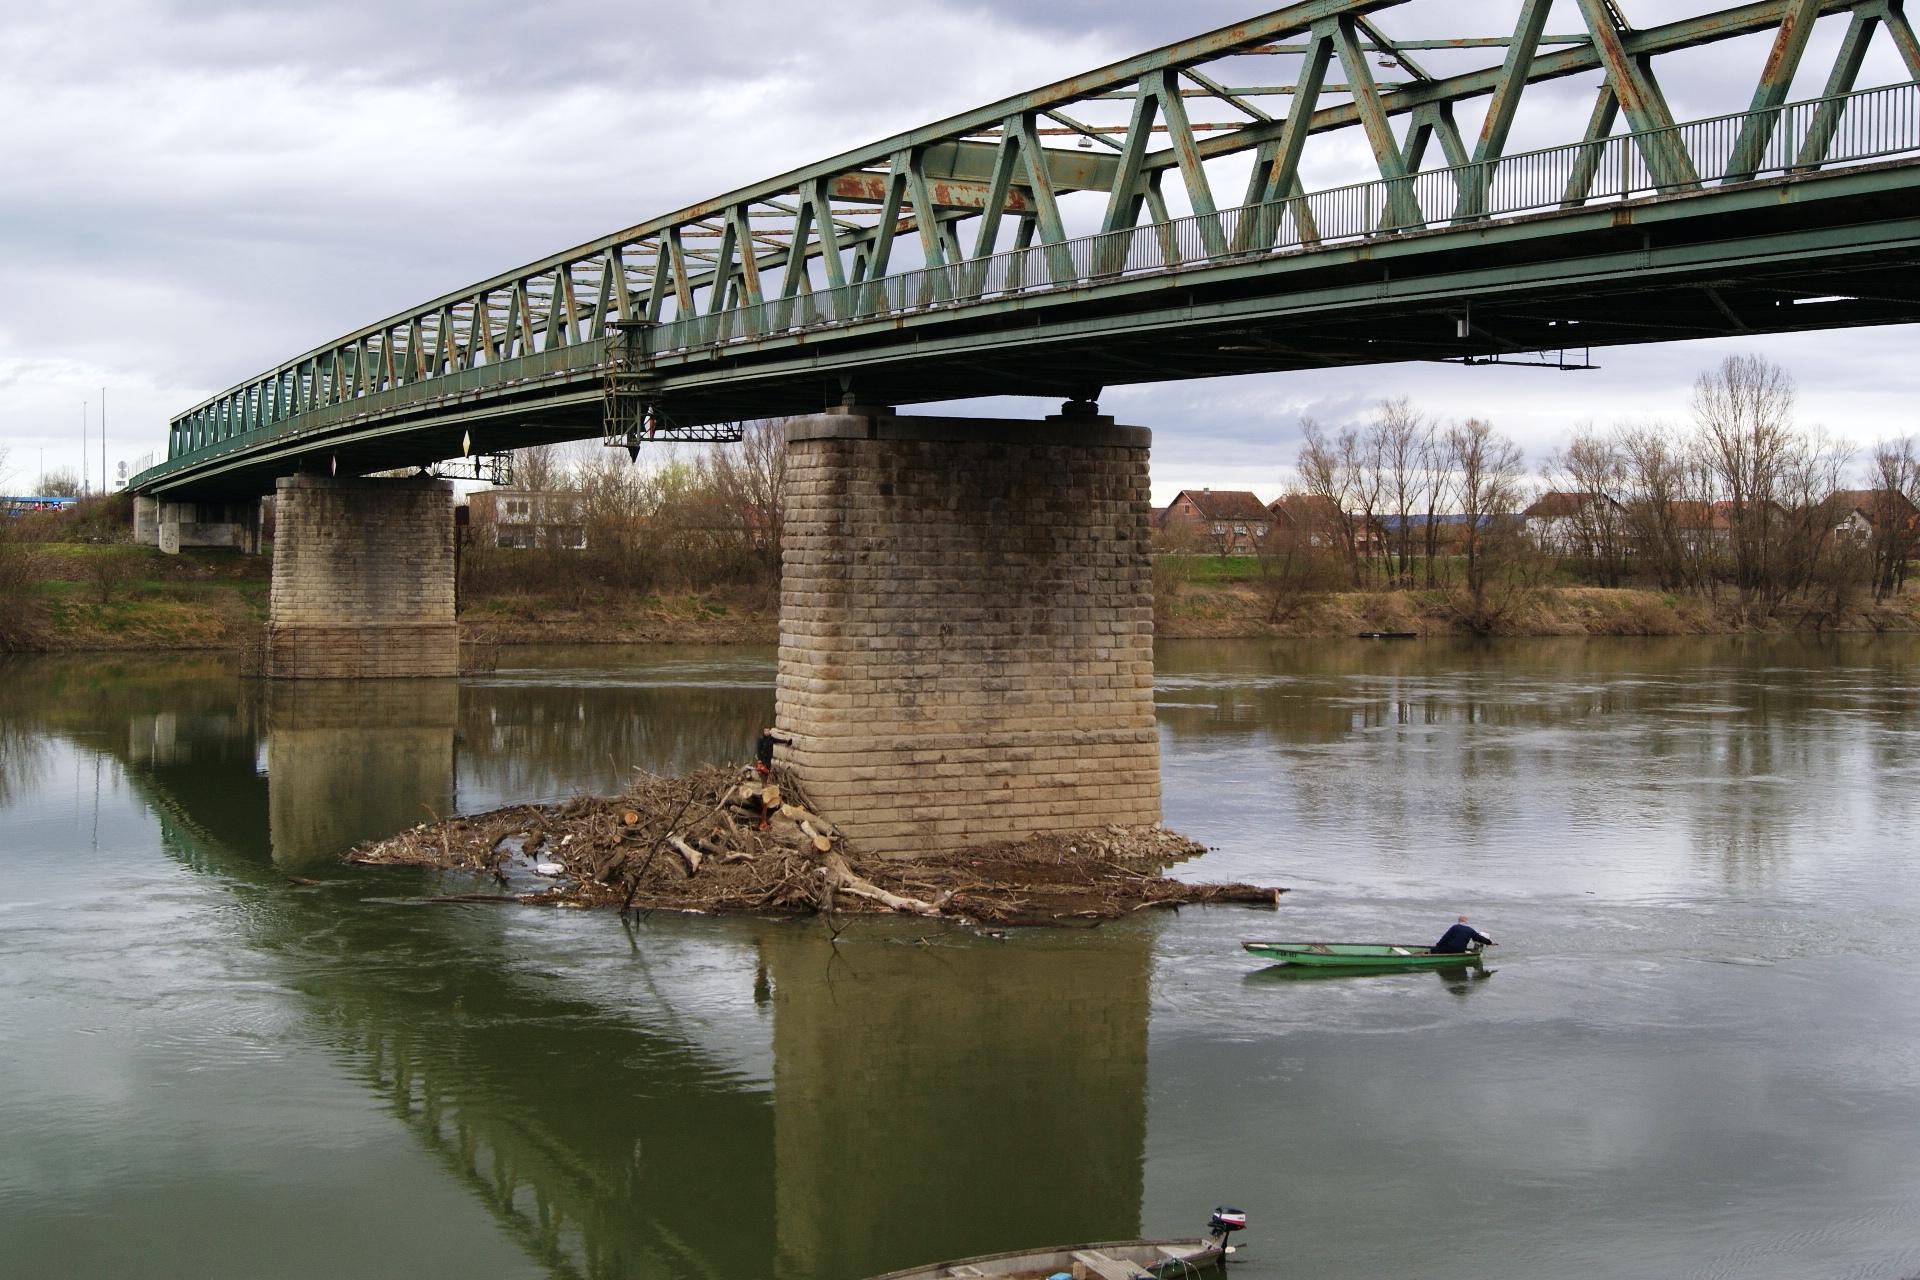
(138, 0, 1920, 498)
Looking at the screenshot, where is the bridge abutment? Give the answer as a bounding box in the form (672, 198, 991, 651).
(265, 475, 457, 679)
(777, 407, 1159, 856)
(136, 495, 262, 555)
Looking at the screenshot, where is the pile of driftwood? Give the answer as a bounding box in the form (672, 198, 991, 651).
(348, 765, 1283, 927)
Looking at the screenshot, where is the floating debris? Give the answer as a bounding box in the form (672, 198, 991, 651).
(347, 765, 1284, 928)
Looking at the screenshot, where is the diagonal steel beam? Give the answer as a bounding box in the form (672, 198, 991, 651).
(1726, 0, 1826, 180)
(1458, 0, 1554, 218)
(1573, 0, 1701, 190)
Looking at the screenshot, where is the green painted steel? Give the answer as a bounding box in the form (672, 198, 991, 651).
(1242, 941, 1489, 968)
(139, 0, 1920, 495)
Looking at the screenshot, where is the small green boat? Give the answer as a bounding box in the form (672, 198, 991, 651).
(1243, 940, 1486, 969)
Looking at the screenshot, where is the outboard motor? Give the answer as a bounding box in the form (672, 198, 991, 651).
(1207, 1206, 1248, 1255)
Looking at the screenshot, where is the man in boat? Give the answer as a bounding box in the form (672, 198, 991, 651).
(1431, 916, 1496, 955)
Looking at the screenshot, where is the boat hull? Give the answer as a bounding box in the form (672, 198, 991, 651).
(1243, 941, 1484, 969)
(862, 1237, 1224, 1279)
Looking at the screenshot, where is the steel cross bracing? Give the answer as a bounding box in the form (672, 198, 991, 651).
(143, 0, 1920, 494)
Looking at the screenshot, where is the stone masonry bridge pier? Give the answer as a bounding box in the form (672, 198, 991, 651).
(263, 475, 458, 679)
(776, 405, 1160, 855)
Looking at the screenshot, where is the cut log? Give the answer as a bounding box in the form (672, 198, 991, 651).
(780, 803, 834, 835)
(799, 819, 832, 854)
(761, 784, 782, 811)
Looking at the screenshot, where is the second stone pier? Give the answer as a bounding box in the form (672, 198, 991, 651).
(776, 406, 1160, 857)
(266, 474, 457, 679)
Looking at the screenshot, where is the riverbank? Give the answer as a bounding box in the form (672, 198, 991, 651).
(9, 546, 1916, 652)
(1154, 581, 1920, 638)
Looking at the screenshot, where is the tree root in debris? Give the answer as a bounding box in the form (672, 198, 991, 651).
(346, 765, 1285, 928)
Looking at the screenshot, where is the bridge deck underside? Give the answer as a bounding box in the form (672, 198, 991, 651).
(153, 165, 1920, 500)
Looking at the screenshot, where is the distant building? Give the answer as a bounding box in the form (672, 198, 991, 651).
(1159, 489, 1271, 553)
(1266, 493, 1359, 550)
(1827, 488, 1920, 546)
(1522, 491, 1628, 554)
(467, 489, 587, 550)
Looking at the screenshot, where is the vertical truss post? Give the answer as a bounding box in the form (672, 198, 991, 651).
(904, 149, 955, 304)
(970, 131, 1023, 294)
(1239, 22, 1334, 252)
(1150, 68, 1229, 259)
(1561, 85, 1622, 206)
(1725, 0, 1825, 181)
(1794, 7, 1883, 168)
(1883, 0, 1920, 73)
(859, 153, 911, 317)
(1097, 81, 1162, 275)
(1010, 112, 1077, 284)
(1458, 0, 1553, 220)
(1330, 14, 1421, 229)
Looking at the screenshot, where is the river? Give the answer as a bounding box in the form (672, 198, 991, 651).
(2, 637, 1916, 1279)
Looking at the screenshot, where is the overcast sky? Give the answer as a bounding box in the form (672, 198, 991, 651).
(1, 0, 1914, 503)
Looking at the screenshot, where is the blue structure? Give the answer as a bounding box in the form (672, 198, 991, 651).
(1, 495, 78, 518)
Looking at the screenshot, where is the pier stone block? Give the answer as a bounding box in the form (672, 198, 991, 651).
(776, 407, 1160, 856)
(266, 475, 456, 679)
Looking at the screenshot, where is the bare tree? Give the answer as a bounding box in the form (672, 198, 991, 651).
(510, 444, 568, 493)
(1296, 418, 1363, 586)
(36, 468, 81, 498)
(1541, 425, 1631, 585)
(1416, 420, 1450, 588)
(1864, 436, 1919, 600)
(1446, 417, 1529, 626)
(702, 417, 788, 580)
(1691, 354, 1798, 601)
(1372, 396, 1427, 587)
(1618, 422, 1708, 592)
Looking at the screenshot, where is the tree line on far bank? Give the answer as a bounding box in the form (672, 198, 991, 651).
(1157, 355, 1918, 630)
(459, 419, 785, 608)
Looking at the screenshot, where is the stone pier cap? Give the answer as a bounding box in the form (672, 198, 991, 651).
(786, 405, 1151, 451)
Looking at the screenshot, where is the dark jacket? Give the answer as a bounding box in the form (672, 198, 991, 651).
(1431, 923, 1493, 954)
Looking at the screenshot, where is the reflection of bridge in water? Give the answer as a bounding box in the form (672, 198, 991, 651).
(90, 666, 1155, 1280)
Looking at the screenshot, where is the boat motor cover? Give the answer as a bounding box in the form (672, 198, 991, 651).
(1210, 1208, 1248, 1232)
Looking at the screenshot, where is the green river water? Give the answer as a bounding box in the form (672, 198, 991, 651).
(1, 636, 1916, 1279)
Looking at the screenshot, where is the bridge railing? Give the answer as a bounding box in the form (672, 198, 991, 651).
(648, 79, 1920, 356)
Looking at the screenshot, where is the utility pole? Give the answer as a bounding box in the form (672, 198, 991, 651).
(80, 401, 88, 496)
(100, 386, 108, 493)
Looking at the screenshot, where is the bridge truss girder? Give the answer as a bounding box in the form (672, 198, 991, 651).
(148, 0, 1920, 492)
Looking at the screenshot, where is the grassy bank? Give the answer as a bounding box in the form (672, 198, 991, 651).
(9, 546, 1916, 653)
(10, 546, 271, 652)
(1156, 581, 1920, 637)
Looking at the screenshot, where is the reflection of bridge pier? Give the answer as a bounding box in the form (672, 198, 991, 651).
(763, 926, 1150, 1279)
(102, 660, 1159, 1280)
(265, 678, 457, 868)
